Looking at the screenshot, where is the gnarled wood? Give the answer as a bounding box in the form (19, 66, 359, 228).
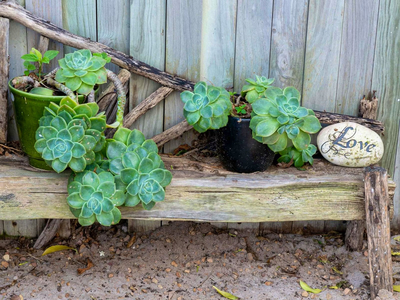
(0, 157, 395, 223)
(360, 95, 379, 120)
(0, 17, 9, 144)
(151, 120, 192, 147)
(124, 86, 174, 129)
(0, 1, 195, 92)
(364, 166, 393, 299)
(97, 69, 130, 113)
(33, 219, 63, 249)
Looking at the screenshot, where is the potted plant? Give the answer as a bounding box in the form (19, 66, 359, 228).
(8, 48, 107, 169)
(180, 76, 322, 173)
(9, 48, 172, 226)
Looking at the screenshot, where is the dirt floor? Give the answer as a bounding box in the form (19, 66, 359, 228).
(0, 221, 399, 300)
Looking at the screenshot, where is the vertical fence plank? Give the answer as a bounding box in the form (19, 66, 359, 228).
(163, 0, 203, 153)
(371, 0, 400, 228)
(269, 0, 308, 90)
(302, 0, 345, 233)
(302, 0, 344, 112)
(7, 0, 27, 142)
(26, 0, 64, 72)
(0, 17, 9, 144)
(128, 0, 167, 232)
(233, 0, 273, 232)
(335, 0, 379, 116)
(62, 0, 97, 54)
(97, 0, 130, 74)
(233, 0, 273, 90)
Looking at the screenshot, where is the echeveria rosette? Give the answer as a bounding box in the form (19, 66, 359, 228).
(250, 86, 321, 153)
(241, 76, 274, 103)
(67, 170, 125, 226)
(277, 144, 317, 168)
(55, 49, 109, 95)
(34, 97, 107, 172)
(181, 82, 232, 133)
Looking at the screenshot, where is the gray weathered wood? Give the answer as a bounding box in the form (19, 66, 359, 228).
(0, 1, 195, 91)
(152, 120, 192, 147)
(364, 166, 393, 299)
(0, 17, 9, 144)
(33, 219, 63, 249)
(302, 0, 344, 112)
(3, 219, 45, 238)
(0, 157, 395, 222)
(37, 35, 49, 55)
(163, 0, 203, 153)
(128, 220, 162, 234)
(372, 0, 400, 177)
(335, 0, 379, 115)
(269, 0, 308, 90)
(393, 122, 400, 231)
(233, 0, 273, 90)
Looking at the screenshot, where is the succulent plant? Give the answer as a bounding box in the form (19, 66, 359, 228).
(241, 76, 274, 103)
(55, 49, 110, 95)
(34, 97, 107, 173)
(181, 82, 232, 133)
(277, 144, 317, 168)
(250, 86, 321, 153)
(67, 170, 125, 226)
(105, 128, 172, 210)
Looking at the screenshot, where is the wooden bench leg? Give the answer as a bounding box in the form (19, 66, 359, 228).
(364, 166, 392, 299)
(345, 220, 365, 251)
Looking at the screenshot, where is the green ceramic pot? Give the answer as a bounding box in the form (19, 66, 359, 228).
(9, 80, 87, 170)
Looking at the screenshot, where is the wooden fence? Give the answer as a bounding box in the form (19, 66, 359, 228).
(3, 0, 400, 236)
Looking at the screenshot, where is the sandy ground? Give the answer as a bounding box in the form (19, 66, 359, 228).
(0, 221, 399, 300)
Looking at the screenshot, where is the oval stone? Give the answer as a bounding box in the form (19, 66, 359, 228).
(317, 122, 384, 167)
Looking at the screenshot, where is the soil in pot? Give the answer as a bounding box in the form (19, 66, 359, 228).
(217, 116, 275, 173)
(9, 80, 87, 170)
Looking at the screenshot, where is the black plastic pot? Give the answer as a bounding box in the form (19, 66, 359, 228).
(217, 116, 275, 173)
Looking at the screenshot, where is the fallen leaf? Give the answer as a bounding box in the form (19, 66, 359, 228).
(299, 280, 322, 294)
(212, 286, 239, 300)
(332, 267, 343, 275)
(77, 258, 94, 275)
(394, 285, 400, 292)
(127, 234, 137, 248)
(392, 250, 400, 256)
(42, 245, 76, 256)
(329, 285, 339, 290)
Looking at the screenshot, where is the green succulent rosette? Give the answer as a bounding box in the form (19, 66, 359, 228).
(67, 169, 125, 226)
(104, 128, 172, 210)
(241, 76, 274, 103)
(55, 49, 110, 95)
(250, 86, 321, 153)
(277, 144, 317, 168)
(181, 81, 232, 133)
(34, 97, 107, 173)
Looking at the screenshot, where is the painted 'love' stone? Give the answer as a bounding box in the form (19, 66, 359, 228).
(317, 122, 384, 167)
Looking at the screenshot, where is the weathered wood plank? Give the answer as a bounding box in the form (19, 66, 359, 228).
(164, 0, 203, 153)
(372, 0, 400, 177)
(335, 0, 379, 115)
(302, 0, 344, 112)
(393, 122, 400, 231)
(7, 0, 26, 141)
(364, 167, 393, 299)
(233, 0, 273, 90)
(26, 0, 64, 72)
(0, 17, 9, 144)
(269, 0, 308, 90)
(62, 0, 96, 54)
(129, 0, 166, 138)
(97, 0, 130, 74)
(0, 157, 395, 222)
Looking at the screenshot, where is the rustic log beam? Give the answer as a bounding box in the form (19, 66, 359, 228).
(0, 157, 395, 222)
(124, 86, 174, 129)
(97, 68, 130, 113)
(151, 120, 192, 147)
(0, 17, 9, 144)
(314, 110, 384, 134)
(364, 166, 393, 299)
(0, 1, 195, 92)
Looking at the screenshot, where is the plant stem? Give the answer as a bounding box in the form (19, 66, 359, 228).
(106, 69, 126, 128)
(46, 77, 77, 102)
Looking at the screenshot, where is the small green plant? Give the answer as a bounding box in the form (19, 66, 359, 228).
(21, 48, 59, 79)
(241, 76, 274, 103)
(235, 104, 247, 115)
(277, 145, 317, 168)
(181, 81, 232, 133)
(250, 86, 321, 167)
(55, 49, 110, 95)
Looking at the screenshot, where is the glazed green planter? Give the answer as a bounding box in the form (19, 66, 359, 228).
(9, 80, 87, 170)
